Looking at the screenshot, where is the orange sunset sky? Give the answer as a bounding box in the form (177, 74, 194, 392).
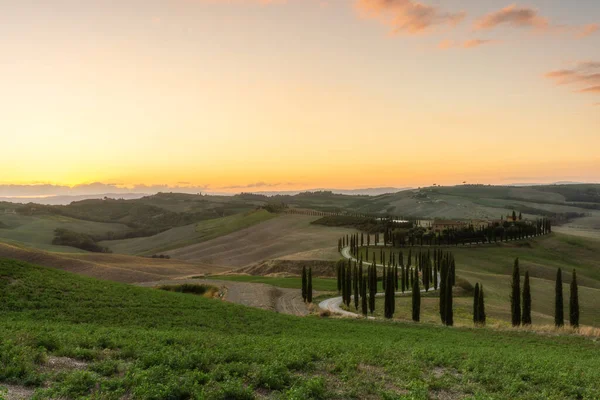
(1, 0, 599, 193)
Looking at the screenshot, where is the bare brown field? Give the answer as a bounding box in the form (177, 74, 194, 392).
(165, 214, 353, 268)
(0, 243, 226, 283)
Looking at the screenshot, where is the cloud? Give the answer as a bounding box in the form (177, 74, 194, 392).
(576, 23, 599, 38)
(545, 61, 600, 98)
(355, 0, 466, 35)
(438, 38, 496, 50)
(219, 182, 286, 190)
(578, 86, 600, 94)
(474, 4, 549, 31)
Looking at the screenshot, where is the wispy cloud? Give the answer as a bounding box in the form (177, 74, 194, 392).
(438, 38, 496, 50)
(576, 23, 599, 38)
(355, 0, 466, 35)
(545, 62, 600, 101)
(578, 86, 600, 94)
(474, 4, 549, 31)
(219, 182, 290, 190)
(474, 4, 597, 39)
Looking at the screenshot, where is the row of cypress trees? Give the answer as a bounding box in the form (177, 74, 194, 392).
(336, 249, 456, 323)
(301, 266, 313, 303)
(510, 259, 580, 328)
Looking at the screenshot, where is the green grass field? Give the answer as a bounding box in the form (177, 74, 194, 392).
(101, 209, 276, 255)
(0, 214, 130, 253)
(0, 259, 599, 399)
(358, 233, 600, 327)
(207, 274, 339, 292)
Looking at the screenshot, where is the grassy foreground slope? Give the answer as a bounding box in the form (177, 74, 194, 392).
(1, 260, 599, 399)
(101, 209, 276, 256)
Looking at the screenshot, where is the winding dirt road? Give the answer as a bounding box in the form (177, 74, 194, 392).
(318, 246, 440, 318)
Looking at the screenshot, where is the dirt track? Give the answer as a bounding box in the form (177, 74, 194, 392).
(165, 214, 353, 268)
(137, 278, 311, 316)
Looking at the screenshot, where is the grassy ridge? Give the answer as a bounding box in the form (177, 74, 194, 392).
(358, 233, 600, 326)
(101, 209, 276, 255)
(1, 259, 599, 399)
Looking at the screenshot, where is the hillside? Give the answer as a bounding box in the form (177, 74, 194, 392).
(0, 243, 225, 283)
(0, 259, 599, 399)
(165, 214, 354, 267)
(100, 209, 276, 256)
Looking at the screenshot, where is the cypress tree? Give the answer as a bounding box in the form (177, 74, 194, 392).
(369, 265, 377, 314)
(336, 261, 342, 293)
(384, 268, 395, 319)
(439, 262, 447, 324)
(412, 272, 420, 322)
(301, 266, 307, 302)
(445, 269, 453, 326)
(361, 275, 368, 316)
(522, 271, 532, 325)
(354, 265, 359, 310)
(555, 268, 564, 327)
(473, 283, 480, 325)
(510, 258, 521, 327)
(478, 285, 486, 326)
(307, 268, 313, 303)
(400, 265, 405, 293)
(570, 269, 579, 328)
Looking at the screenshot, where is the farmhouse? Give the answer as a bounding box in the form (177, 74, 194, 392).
(432, 220, 467, 233)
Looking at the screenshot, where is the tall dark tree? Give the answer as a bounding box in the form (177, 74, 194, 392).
(473, 283, 480, 325)
(478, 285, 486, 326)
(307, 268, 313, 303)
(336, 260, 342, 293)
(570, 269, 579, 328)
(444, 269, 453, 326)
(369, 265, 377, 314)
(301, 266, 307, 302)
(555, 268, 564, 327)
(522, 271, 532, 325)
(439, 262, 447, 324)
(353, 264, 359, 310)
(510, 258, 521, 327)
(384, 268, 395, 319)
(412, 273, 421, 322)
(361, 275, 368, 316)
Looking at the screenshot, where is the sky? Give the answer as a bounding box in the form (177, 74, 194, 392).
(1, 0, 599, 194)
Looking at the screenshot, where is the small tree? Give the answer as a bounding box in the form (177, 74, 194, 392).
(478, 285, 486, 326)
(570, 269, 579, 328)
(522, 271, 532, 325)
(510, 258, 521, 327)
(307, 268, 313, 303)
(412, 273, 420, 322)
(301, 266, 307, 302)
(555, 268, 564, 327)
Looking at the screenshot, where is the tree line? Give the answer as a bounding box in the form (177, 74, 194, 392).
(338, 217, 551, 251)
